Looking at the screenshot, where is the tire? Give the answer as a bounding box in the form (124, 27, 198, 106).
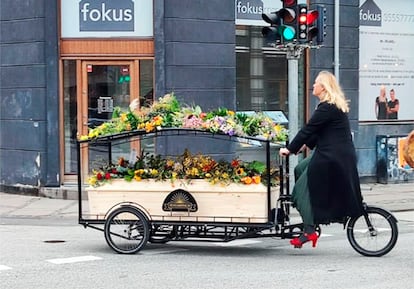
(346, 206, 398, 257)
(104, 206, 150, 254)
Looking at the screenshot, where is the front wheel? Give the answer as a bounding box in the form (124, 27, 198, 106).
(104, 206, 150, 254)
(346, 206, 398, 257)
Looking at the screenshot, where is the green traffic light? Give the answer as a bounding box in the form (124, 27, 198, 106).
(279, 25, 295, 41)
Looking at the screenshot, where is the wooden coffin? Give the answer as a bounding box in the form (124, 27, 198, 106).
(86, 179, 279, 223)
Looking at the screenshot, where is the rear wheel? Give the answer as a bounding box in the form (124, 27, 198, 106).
(346, 206, 398, 257)
(104, 206, 149, 254)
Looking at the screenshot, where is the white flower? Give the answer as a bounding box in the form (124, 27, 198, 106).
(129, 98, 140, 111)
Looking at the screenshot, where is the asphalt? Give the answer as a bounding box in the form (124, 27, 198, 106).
(0, 182, 413, 220)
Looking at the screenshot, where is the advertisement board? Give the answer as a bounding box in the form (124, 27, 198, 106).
(359, 0, 414, 121)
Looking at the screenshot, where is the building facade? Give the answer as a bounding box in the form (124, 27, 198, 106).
(1, 0, 413, 195)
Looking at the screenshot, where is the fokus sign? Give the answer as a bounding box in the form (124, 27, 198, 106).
(61, 0, 153, 37)
(79, 0, 134, 31)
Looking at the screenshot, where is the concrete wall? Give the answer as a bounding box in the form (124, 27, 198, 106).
(0, 0, 59, 189)
(154, 0, 236, 111)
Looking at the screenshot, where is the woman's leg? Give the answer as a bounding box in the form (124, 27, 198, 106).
(290, 156, 319, 247)
(291, 156, 314, 226)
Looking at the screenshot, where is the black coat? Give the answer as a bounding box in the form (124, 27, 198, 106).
(287, 102, 364, 224)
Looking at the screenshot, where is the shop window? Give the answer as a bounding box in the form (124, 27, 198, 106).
(63, 60, 78, 174)
(236, 26, 288, 113)
(139, 59, 154, 107)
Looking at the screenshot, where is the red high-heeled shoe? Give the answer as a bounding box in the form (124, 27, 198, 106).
(290, 232, 319, 248)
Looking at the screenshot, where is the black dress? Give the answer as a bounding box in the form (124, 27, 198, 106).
(376, 97, 387, 120)
(287, 102, 364, 225)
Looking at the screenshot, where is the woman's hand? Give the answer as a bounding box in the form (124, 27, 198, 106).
(298, 144, 307, 153)
(279, 148, 290, 156)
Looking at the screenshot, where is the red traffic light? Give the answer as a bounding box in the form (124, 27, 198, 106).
(282, 0, 297, 7)
(299, 14, 307, 24)
(307, 10, 319, 25)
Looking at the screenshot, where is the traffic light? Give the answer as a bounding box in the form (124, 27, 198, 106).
(307, 7, 319, 43)
(261, 12, 282, 44)
(279, 0, 297, 43)
(316, 5, 327, 45)
(261, 0, 298, 45)
(297, 4, 308, 43)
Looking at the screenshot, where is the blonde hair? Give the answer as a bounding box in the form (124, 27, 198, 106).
(316, 71, 349, 113)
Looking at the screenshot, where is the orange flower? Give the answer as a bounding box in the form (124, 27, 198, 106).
(241, 176, 252, 184)
(145, 122, 154, 132)
(252, 175, 261, 184)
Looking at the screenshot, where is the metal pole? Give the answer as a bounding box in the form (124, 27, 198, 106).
(286, 46, 301, 193)
(334, 0, 340, 79)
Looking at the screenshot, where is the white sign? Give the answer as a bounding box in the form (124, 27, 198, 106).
(235, 0, 282, 26)
(61, 0, 153, 37)
(359, 0, 414, 121)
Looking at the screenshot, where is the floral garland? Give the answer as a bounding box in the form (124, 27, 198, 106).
(79, 93, 288, 142)
(88, 149, 280, 188)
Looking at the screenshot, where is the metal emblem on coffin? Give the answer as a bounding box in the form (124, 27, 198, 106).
(162, 189, 198, 212)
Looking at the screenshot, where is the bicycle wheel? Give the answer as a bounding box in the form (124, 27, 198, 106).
(346, 206, 398, 257)
(104, 206, 150, 254)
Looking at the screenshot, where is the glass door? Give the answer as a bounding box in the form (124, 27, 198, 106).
(80, 61, 137, 178)
(83, 62, 136, 131)
(62, 59, 154, 182)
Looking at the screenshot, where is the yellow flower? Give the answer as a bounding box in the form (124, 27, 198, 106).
(120, 113, 127, 122)
(236, 168, 245, 176)
(153, 116, 163, 126)
(145, 122, 154, 132)
(188, 167, 199, 176)
(88, 176, 97, 186)
(227, 110, 235, 116)
(138, 123, 146, 129)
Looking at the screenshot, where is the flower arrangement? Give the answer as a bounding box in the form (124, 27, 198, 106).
(79, 93, 288, 142)
(88, 149, 280, 188)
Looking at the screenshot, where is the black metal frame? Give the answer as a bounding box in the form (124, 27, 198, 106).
(77, 128, 302, 242)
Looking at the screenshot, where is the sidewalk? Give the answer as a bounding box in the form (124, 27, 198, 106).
(0, 182, 413, 220)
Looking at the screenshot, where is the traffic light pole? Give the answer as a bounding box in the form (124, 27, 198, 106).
(286, 45, 305, 193)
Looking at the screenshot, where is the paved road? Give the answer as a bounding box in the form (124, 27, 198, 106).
(0, 182, 413, 221)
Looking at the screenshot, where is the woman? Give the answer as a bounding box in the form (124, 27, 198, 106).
(279, 71, 364, 249)
(375, 85, 388, 120)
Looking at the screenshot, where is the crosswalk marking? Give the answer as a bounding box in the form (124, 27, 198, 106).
(0, 265, 12, 271)
(46, 255, 102, 264)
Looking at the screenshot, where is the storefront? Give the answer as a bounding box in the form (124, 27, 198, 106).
(1, 0, 412, 195)
(59, 0, 154, 182)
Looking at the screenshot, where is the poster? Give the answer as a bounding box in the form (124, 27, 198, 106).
(359, 0, 414, 121)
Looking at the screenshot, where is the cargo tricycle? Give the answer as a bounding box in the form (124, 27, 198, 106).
(77, 128, 398, 256)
